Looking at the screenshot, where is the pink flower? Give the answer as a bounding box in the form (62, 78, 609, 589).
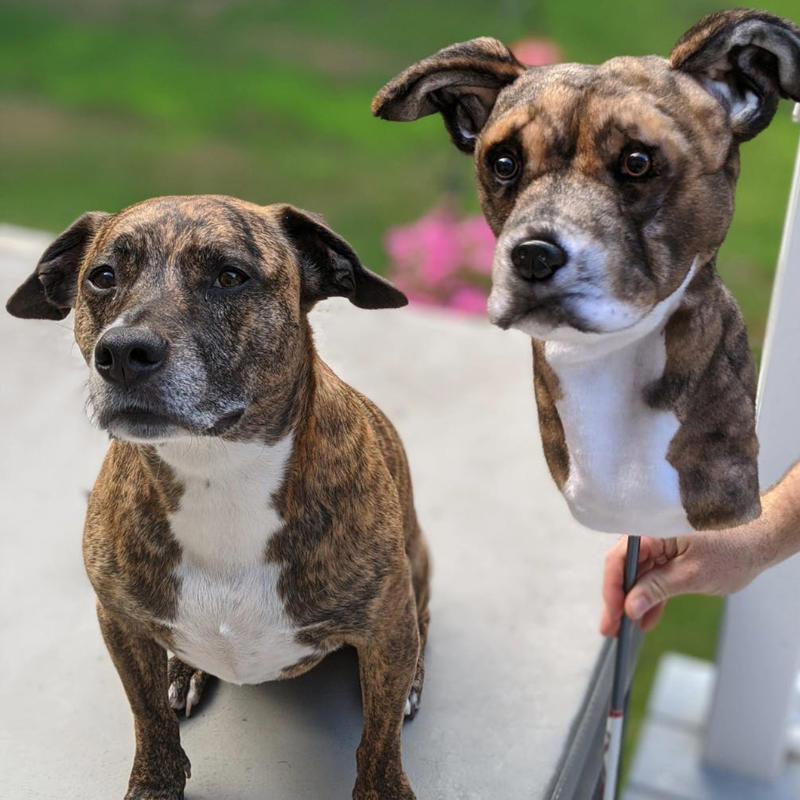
(393, 209, 460, 283)
(449, 287, 489, 315)
(457, 215, 496, 274)
(384, 203, 497, 315)
(511, 37, 563, 67)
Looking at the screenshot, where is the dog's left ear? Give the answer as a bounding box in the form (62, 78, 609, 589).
(278, 205, 407, 311)
(670, 9, 800, 142)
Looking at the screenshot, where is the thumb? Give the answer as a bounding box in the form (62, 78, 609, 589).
(624, 559, 694, 621)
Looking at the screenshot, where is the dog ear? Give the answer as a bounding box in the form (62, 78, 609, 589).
(278, 205, 408, 311)
(670, 9, 800, 142)
(372, 37, 527, 153)
(6, 212, 109, 320)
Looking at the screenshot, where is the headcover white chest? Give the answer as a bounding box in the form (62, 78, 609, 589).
(543, 264, 697, 536)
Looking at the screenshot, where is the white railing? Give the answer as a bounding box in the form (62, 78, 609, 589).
(704, 103, 800, 779)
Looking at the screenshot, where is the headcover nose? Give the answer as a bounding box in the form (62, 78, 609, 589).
(511, 240, 567, 281)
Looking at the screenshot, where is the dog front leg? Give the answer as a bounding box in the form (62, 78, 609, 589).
(97, 603, 191, 800)
(353, 590, 419, 800)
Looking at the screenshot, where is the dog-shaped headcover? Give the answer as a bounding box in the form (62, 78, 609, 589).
(373, 9, 800, 536)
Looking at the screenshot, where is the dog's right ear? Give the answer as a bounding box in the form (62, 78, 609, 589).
(6, 212, 109, 320)
(372, 37, 527, 153)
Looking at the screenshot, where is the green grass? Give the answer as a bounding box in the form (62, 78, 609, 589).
(3, 0, 798, 784)
(623, 596, 725, 781)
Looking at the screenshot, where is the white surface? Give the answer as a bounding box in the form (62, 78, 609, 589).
(0, 225, 611, 799)
(704, 116, 800, 780)
(625, 654, 800, 800)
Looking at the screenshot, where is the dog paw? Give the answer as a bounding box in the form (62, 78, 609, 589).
(125, 753, 190, 800)
(125, 788, 185, 800)
(353, 777, 416, 800)
(168, 656, 208, 717)
(404, 688, 421, 720)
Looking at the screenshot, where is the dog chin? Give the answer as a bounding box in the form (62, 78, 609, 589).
(494, 304, 595, 340)
(107, 419, 188, 443)
(511, 311, 647, 344)
(490, 287, 651, 341)
(100, 409, 245, 443)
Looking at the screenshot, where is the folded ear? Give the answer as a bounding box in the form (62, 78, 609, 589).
(372, 37, 527, 153)
(278, 205, 407, 311)
(6, 212, 109, 320)
(670, 9, 800, 142)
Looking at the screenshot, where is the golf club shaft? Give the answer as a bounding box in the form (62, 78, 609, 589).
(603, 535, 641, 800)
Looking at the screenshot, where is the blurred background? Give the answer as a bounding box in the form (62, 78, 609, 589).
(2, 0, 798, 777)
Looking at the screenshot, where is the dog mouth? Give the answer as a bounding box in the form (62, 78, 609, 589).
(102, 407, 246, 441)
(207, 409, 246, 434)
(490, 292, 592, 333)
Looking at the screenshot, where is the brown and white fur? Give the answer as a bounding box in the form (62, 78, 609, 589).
(373, 8, 800, 535)
(6, 196, 430, 800)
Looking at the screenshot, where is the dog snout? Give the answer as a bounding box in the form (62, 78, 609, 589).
(510, 239, 567, 282)
(94, 327, 169, 389)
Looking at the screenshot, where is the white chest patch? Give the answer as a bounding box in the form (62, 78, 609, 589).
(156, 435, 316, 685)
(545, 264, 697, 536)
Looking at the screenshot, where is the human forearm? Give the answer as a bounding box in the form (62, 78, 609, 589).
(758, 459, 800, 570)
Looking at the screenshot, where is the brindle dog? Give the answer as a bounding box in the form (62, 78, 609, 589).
(7, 196, 430, 800)
(373, 9, 800, 536)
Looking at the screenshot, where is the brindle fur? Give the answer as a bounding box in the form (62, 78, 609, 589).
(531, 340, 569, 490)
(373, 9, 800, 530)
(7, 195, 429, 800)
(645, 265, 761, 529)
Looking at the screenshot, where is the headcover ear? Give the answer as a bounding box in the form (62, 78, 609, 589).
(670, 9, 800, 142)
(6, 211, 110, 320)
(278, 205, 407, 311)
(372, 37, 527, 153)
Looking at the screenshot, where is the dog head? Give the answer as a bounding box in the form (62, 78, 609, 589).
(7, 196, 406, 443)
(373, 9, 800, 341)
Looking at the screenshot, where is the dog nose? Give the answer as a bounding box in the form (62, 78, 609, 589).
(94, 327, 168, 388)
(511, 240, 567, 281)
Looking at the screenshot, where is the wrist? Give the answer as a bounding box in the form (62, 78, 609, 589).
(750, 484, 800, 572)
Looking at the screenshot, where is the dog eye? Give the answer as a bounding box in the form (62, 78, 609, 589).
(215, 268, 250, 289)
(87, 266, 116, 290)
(620, 150, 653, 179)
(492, 154, 520, 181)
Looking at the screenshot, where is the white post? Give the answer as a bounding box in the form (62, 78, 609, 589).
(703, 104, 800, 779)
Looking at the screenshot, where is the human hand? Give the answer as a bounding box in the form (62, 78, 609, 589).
(599, 525, 769, 637)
